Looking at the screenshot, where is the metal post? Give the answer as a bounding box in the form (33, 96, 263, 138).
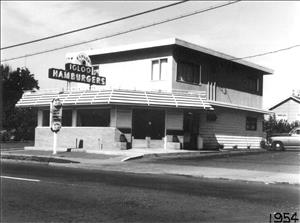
(53, 132, 57, 155)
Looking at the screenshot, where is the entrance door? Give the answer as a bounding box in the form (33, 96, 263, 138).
(132, 109, 165, 139)
(183, 110, 199, 149)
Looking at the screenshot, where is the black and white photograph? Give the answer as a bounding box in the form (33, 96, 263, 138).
(1, 1, 299, 222)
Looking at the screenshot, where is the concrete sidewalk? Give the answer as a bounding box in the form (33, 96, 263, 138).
(1, 148, 267, 163)
(87, 162, 299, 185)
(1, 149, 299, 185)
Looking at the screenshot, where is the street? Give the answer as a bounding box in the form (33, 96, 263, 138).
(1, 161, 300, 223)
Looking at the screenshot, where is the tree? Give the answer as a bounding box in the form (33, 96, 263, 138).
(264, 114, 300, 139)
(1, 64, 39, 141)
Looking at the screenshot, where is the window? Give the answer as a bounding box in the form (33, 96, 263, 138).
(177, 61, 201, 85)
(77, 109, 110, 126)
(42, 110, 49, 126)
(245, 76, 260, 92)
(151, 58, 168, 81)
(62, 110, 72, 126)
(246, 117, 257, 131)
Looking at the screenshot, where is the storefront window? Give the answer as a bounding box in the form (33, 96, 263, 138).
(77, 109, 110, 126)
(62, 110, 72, 126)
(42, 110, 50, 126)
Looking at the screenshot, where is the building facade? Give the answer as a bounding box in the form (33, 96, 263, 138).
(269, 95, 300, 123)
(17, 38, 273, 151)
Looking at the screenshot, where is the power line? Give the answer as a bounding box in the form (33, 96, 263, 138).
(1, 1, 240, 63)
(1, 1, 189, 50)
(231, 44, 300, 61)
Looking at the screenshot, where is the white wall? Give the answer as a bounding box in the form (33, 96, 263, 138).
(272, 99, 300, 123)
(87, 56, 173, 92)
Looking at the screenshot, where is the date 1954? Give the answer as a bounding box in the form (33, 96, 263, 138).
(269, 212, 299, 223)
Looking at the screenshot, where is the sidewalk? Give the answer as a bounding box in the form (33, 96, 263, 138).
(1, 149, 299, 185)
(1, 148, 266, 163)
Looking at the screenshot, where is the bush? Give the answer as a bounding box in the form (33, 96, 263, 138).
(264, 114, 299, 139)
(217, 144, 224, 150)
(0, 130, 10, 142)
(260, 140, 266, 149)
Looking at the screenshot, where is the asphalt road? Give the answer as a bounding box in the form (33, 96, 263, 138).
(1, 161, 300, 223)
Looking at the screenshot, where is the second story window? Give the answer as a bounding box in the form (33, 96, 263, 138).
(177, 61, 201, 85)
(151, 58, 168, 81)
(245, 75, 260, 93)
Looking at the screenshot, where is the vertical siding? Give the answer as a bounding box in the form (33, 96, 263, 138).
(215, 87, 262, 108)
(171, 45, 263, 109)
(199, 107, 264, 149)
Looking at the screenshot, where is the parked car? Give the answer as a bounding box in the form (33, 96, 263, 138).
(268, 127, 300, 150)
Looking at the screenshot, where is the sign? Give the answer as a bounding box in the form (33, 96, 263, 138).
(275, 113, 288, 121)
(50, 98, 62, 133)
(66, 52, 92, 67)
(65, 63, 93, 75)
(48, 52, 106, 86)
(48, 68, 106, 85)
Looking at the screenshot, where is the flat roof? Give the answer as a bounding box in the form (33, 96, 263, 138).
(66, 38, 273, 74)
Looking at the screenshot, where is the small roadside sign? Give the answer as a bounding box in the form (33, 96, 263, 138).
(50, 98, 62, 155)
(50, 98, 62, 133)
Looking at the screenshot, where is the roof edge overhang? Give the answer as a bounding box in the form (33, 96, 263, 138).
(269, 96, 300, 110)
(174, 38, 273, 75)
(16, 89, 213, 111)
(16, 103, 213, 110)
(67, 38, 273, 75)
(208, 100, 274, 114)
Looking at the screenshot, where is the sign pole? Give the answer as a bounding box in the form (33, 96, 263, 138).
(50, 98, 62, 155)
(53, 132, 57, 155)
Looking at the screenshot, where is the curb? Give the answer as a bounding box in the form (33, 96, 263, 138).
(121, 155, 144, 162)
(1, 154, 80, 164)
(126, 149, 269, 161)
(0, 149, 271, 164)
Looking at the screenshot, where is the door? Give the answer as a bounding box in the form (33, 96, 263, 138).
(183, 110, 199, 149)
(132, 109, 165, 140)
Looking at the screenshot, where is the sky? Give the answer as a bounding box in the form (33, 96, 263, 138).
(1, 1, 299, 109)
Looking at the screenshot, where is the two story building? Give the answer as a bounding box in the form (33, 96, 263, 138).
(17, 38, 273, 151)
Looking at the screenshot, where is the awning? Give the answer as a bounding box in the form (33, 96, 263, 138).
(16, 89, 213, 110)
(207, 100, 273, 114)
